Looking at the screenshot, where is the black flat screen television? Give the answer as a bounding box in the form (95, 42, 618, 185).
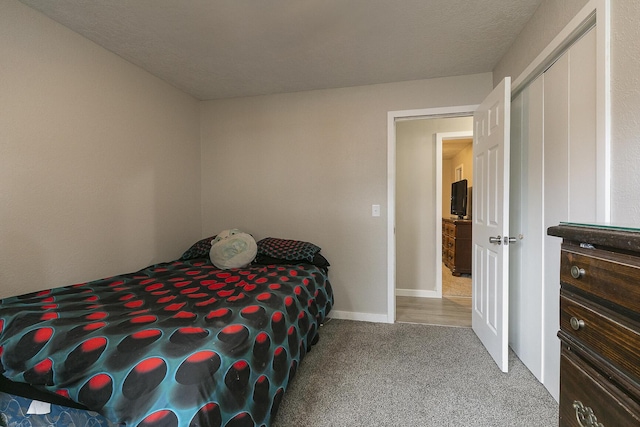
(451, 179, 468, 219)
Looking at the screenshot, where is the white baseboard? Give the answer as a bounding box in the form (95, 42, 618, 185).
(328, 310, 390, 324)
(395, 288, 440, 298)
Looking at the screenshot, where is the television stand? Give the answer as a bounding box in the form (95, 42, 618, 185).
(442, 218, 472, 276)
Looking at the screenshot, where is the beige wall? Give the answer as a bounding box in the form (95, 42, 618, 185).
(0, 0, 202, 298)
(450, 144, 473, 188)
(200, 74, 492, 316)
(494, 0, 640, 224)
(396, 117, 473, 293)
(610, 0, 640, 223)
(442, 143, 473, 219)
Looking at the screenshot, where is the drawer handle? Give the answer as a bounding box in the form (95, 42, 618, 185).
(570, 317, 585, 331)
(570, 265, 586, 279)
(573, 401, 604, 427)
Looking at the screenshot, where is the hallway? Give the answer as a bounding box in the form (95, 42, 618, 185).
(396, 263, 471, 327)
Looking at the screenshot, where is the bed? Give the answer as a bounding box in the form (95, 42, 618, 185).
(0, 236, 333, 427)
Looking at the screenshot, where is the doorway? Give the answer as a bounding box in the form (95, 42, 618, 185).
(396, 130, 473, 327)
(388, 111, 474, 326)
(440, 132, 473, 296)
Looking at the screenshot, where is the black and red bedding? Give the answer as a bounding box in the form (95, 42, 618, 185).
(0, 256, 333, 426)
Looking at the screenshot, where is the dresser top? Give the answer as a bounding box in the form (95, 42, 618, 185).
(442, 217, 471, 224)
(548, 223, 640, 253)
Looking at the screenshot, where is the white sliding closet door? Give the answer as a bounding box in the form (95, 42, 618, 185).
(544, 27, 598, 401)
(509, 75, 544, 382)
(510, 27, 597, 402)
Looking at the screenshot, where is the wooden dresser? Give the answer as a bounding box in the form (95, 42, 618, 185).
(442, 218, 471, 276)
(547, 224, 640, 427)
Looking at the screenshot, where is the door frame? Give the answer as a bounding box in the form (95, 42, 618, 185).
(387, 106, 478, 323)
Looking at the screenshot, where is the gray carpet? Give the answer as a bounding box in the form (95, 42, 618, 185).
(273, 319, 557, 427)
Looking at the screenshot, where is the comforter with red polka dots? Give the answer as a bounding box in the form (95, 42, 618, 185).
(0, 258, 333, 427)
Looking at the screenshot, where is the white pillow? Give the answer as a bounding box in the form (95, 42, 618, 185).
(209, 231, 257, 269)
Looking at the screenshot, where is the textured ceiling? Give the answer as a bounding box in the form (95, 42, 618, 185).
(19, 0, 543, 100)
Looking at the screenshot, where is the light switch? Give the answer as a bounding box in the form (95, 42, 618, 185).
(372, 204, 381, 217)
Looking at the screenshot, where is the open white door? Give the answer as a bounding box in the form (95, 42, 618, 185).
(472, 77, 511, 372)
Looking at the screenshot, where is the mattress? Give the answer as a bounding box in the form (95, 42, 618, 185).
(0, 257, 333, 426)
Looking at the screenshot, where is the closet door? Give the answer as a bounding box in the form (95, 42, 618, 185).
(543, 27, 598, 401)
(509, 27, 597, 402)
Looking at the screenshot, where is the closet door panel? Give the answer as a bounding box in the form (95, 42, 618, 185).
(509, 76, 545, 382)
(543, 51, 570, 402)
(523, 75, 545, 381)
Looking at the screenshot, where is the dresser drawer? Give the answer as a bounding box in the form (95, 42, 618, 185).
(560, 346, 640, 427)
(560, 247, 640, 314)
(560, 290, 640, 381)
(444, 222, 455, 236)
(444, 249, 454, 266)
(444, 236, 455, 251)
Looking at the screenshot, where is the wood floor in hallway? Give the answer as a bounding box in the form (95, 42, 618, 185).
(396, 295, 471, 327)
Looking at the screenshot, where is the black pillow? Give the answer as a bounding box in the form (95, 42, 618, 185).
(179, 235, 216, 260)
(253, 253, 330, 270)
(256, 237, 321, 262)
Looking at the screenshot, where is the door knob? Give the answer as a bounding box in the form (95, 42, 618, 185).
(489, 235, 502, 245)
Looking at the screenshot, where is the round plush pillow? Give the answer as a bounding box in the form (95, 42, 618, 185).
(209, 232, 257, 270)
